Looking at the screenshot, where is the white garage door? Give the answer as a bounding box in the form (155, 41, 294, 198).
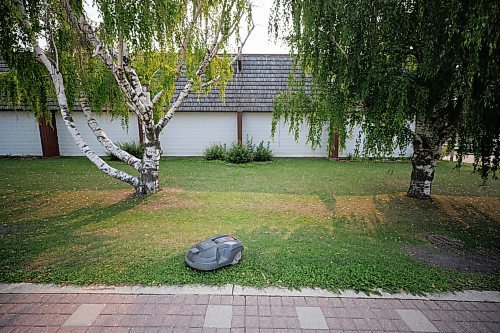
(0, 111, 42, 156)
(160, 112, 237, 156)
(242, 112, 329, 157)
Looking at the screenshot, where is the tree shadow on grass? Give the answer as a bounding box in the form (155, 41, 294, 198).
(0, 195, 144, 284)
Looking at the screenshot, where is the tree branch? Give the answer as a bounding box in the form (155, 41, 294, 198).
(14, 0, 139, 188)
(155, 7, 254, 132)
(60, 0, 149, 124)
(79, 90, 142, 170)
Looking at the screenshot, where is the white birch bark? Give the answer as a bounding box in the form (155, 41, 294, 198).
(407, 118, 443, 199)
(79, 94, 142, 170)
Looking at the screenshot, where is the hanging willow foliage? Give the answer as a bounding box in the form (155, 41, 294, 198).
(271, 0, 499, 178)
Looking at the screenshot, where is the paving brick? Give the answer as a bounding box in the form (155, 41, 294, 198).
(485, 321, 500, 332)
(109, 295, 138, 304)
(258, 316, 272, 328)
(171, 295, 185, 305)
(55, 327, 88, 333)
(231, 316, 244, 328)
(27, 327, 59, 333)
(295, 307, 328, 330)
(322, 307, 349, 318)
(244, 316, 258, 328)
(435, 301, 455, 311)
(271, 316, 286, 329)
(280, 297, 294, 306)
(304, 297, 320, 306)
(325, 318, 355, 330)
(269, 297, 282, 306)
(195, 295, 209, 305)
(353, 318, 372, 331)
(208, 296, 221, 305)
(245, 297, 258, 305)
(257, 305, 271, 316)
(203, 305, 232, 329)
(229, 329, 244, 333)
(219, 296, 233, 305)
(86, 327, 130, 333)
(396, 309, 438, 332)
(102, 304, 132, 315)
(173, 315, 191, 327)
(378, 318, 399, 331)
(231, 306, 244, 316)
(119, 314, 153, 327)
(189, 315, 205, 328)
(63, 304, 106, 327)
(292, 297, 307, 306)
(371, 308, 400, 320)
(184, 295, 197, 304)
(257, 297, 270, 306)
(352, 299, 370, 308)
(93, 314, 124, 327)
(245, 306, 258, 316)
(471, 320, 495, 332)
(231, 297, 245, 306)
(284, 316, 300, 329)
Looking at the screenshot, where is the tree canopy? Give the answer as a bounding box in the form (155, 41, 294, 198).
(271, 0, 499, 179)
(0, 0, 252, 196)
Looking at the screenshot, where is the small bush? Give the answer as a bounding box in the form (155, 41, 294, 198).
(204, 143, 226, 160)
(204, 138, 273, 164)
(225, 142, 254, 164)
(108, 141, 144, 161)
(253, 141, 273, 162)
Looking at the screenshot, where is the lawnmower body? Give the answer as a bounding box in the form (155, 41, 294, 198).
(185, 235, 244, 271)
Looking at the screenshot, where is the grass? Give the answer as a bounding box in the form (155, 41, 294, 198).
(0, 157, 499, 293)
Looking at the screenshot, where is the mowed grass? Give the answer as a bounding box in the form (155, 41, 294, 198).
(0, 157, 499, 293)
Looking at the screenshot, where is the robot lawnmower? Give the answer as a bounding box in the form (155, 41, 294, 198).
(185, 234, 244, 271)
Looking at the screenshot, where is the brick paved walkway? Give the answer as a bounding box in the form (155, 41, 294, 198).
(0, 285, 499, 332)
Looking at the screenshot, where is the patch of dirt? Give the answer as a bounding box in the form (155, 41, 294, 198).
(433, 195, 500, 224)
(6, 189, 133, 221)
(403, 244, 500, 275)
(137, 188, 203, 211)
(244, 195, 331, 217)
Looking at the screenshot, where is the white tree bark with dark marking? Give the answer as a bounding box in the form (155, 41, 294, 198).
(407, 118, 445, 199)
(79, 94, 142, 170)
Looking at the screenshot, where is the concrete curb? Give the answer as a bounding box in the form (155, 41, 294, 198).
(0, 283, 498, 303)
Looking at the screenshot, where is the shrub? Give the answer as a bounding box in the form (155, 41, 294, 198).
(253, 141, 273, 162)
(204, 143, 226, 160)
(225, 142, 254, 164)
(203, 138, 273, 164)
(107, 141, 144, 161)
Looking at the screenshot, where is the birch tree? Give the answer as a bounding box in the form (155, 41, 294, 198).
(271, 0, 499, 198)
(0, 0, 253, 196)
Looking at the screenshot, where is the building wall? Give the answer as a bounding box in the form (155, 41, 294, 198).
(243, 112, 329, 157)
(160, 112, 237, 156)
(0, 111, 43, 156)
(1, 110, 413, 158)
(342, 125, 414, 157)
(55, 112, 140, 156)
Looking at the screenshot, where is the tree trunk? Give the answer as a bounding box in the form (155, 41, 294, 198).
(135, 131, 162, 196)
(407, 119, 442, 199)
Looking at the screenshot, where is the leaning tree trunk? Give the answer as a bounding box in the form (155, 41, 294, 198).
(407, 119, 443, 199)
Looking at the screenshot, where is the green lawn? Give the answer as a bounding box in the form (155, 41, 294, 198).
(0, 157, 499, 293)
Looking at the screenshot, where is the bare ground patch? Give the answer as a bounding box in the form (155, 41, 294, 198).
(136, 188, 203, 211)
(404, 244, 500, 275)
(212, 192, 333, 218)
(432, 195, 500, 224)
(3, 189, 133, 221)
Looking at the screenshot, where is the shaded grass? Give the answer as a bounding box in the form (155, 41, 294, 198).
(0, 157, 499, 292)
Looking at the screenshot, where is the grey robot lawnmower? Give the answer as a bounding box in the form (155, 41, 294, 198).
(185, 234, 244, 271)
